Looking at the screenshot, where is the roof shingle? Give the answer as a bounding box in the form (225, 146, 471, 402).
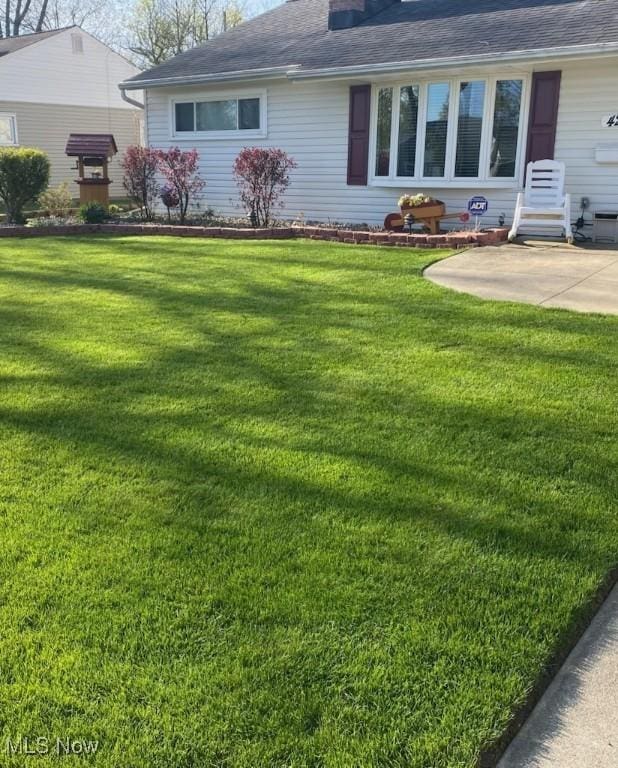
(0, 26, 70, 58)
(124, 0, 618, 86)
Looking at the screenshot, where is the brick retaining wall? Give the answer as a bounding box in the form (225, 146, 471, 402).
(0, 223, 510, 248)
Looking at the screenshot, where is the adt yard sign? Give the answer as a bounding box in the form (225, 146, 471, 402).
(467, 196, 489, 215)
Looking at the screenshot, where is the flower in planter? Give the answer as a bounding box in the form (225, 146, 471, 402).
(398, 193, 437, 208)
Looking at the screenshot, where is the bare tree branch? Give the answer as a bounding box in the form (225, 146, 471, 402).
(34, 0, 48, 30)
(127, 0, 244, 67)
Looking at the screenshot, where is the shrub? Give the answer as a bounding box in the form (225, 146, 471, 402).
(79, 201, 107, 224)
(156, 148, 205, 224)
(121, 146, 159, 221)
(39, 182, 73, 217)
(233, 147, 297, 227)
(160, 184, 180, 221)
(0, 147, 50, 224)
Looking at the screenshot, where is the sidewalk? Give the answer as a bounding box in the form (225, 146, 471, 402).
(498, 584, 618, 768)
(424, 245, 618, 315)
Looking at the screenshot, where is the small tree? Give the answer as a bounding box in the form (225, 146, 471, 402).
(156, 147, 205, 224)
(121, 146, 160, 221)
(233, 147, 297, 227)
(0, 148, 50, 224)
(39, 182, 73, 217)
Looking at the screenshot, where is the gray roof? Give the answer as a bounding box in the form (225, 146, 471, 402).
(0, 26, 71, 57)
(124, 0, 618, 87)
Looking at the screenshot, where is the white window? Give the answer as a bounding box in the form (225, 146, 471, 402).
(171, 91, 266, 139)
(0, 113, 17, 146)
(370, 76, 527, 186)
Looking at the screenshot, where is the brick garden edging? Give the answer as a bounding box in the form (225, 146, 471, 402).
(0, 223, 510, 248)
(298, 225, 509, 248)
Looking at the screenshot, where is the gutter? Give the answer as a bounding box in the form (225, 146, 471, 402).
(118, 40, 618, 91)
(119, 65, 296, 91)
(287, 41, 618, 80)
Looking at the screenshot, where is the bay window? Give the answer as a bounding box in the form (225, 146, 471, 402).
(370, 76, 526, 184)
(172, 92, 265, 137)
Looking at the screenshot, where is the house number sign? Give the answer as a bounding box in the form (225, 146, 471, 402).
(602, 114, 618, 127)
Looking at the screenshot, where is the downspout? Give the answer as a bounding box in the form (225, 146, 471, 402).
(120, 87, 144, 110)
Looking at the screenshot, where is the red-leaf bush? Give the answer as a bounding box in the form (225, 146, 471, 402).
(233, 147, 297, 227)
(156, 147, 205, 224)
(121, 146, 159, 221)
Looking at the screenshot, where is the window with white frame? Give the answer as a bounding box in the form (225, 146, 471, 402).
(0, 113, 17, 146)
(173, 93, 265, 137)
(371, 76, 526, 184)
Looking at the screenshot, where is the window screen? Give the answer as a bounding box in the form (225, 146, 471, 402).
(490, 80, 522, 177)
(375, 87, 393, 176)
(397, 85, 419, 177)
(239, 98, 260, 129)
(423, 83, 449, 177)
(455, 81, 486, 177)
(175, 103, 195, 132)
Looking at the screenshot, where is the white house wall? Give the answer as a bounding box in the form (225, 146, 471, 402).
(145, 56, 618, 228)
(0, 28, 141, 109)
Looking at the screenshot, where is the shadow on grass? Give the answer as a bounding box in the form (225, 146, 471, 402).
(0, 241, 615, 566)
(0, 235, 616, 766)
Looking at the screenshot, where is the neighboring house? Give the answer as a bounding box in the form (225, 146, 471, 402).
(120, 0, 618, 229)
(0, 27, 142, 198)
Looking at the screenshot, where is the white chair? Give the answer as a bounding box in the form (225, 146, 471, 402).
(509, 160, 572, 243)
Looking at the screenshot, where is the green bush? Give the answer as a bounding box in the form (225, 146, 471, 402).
(39, 181, 73, 217)
(79, 201, 107, 224)
(0, 147, 50, 224)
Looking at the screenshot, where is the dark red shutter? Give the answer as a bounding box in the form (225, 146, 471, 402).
(347, 84, 371, 185)
(525, 71, 561, 164)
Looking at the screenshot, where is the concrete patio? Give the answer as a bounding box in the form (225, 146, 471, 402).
(424, 243, 618, 315)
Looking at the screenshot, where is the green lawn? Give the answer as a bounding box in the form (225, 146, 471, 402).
(0, 236, 616, 767)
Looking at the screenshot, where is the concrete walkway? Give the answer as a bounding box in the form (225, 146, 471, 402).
(424, 243, 618, 314)
(498, 584, 618, 768)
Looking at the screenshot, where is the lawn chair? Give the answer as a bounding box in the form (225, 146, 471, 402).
(508, 160, 572, 243)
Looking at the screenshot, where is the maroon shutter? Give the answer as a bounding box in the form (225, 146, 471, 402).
(525, 71, 561, 164)
(347, 84, 371, 185)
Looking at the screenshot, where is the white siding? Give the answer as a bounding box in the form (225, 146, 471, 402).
(145, 56, 618, 228)
(0, 28, 141, 110)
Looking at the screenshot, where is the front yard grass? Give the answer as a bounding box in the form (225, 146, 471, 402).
(0, 235, 616, 767)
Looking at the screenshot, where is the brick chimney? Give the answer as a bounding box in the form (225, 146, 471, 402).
(328, 0, 400, 30)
